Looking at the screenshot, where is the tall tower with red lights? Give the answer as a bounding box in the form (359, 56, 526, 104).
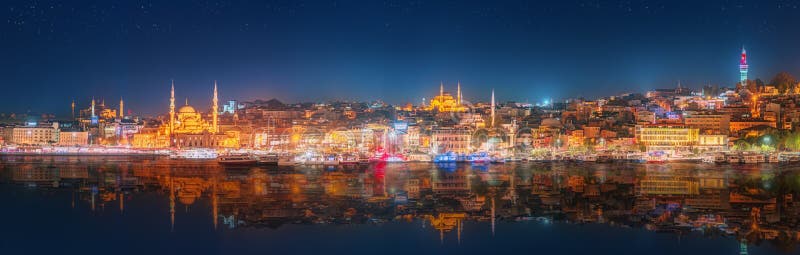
(739, 47, 748, 84)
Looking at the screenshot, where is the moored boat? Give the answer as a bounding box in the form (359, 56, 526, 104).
(218, 155, 257, 166)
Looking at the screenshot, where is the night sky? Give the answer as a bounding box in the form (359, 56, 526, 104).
(3, 0, 800, 116)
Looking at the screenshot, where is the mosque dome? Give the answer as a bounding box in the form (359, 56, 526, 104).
(178, 105, 197, 114)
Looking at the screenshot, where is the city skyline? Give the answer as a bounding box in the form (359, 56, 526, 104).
(4, 1, 800, 115)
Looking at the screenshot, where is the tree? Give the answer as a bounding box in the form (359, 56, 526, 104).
(770, 72, 797, 94)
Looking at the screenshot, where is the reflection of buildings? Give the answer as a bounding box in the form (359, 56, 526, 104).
(425, 212, 466, 243)
(637, 170, 699, 196)
(6, 159, 800, 249)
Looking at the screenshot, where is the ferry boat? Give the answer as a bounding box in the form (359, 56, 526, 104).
(339, 154, 359, 164)
(170, 148, 218, 160)
(767, 153, 779, 163)
(257, 154, 280, 165)
(490, 157, 506, 164)
(713, 153, 727, 164)
(579, 155, 597, 162)
(742, 153, 764, 164)
(357, 156, 371, 165)
(467, 152, 490, 163)
(645, 151, 666, 163)
(434, 152, 458, 163)
(406, 153, 432, 162)
(277, 156, 297, 166)
(218, 155, 257, 166)
(727, 154, 741, 164)
(323, 155, 339, 166)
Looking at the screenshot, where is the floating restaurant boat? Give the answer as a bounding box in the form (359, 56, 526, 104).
(218, 155, 257, 166)
(277, 156, 297, 166)
(170, 148, 218, 160)
(257, 154, 280, 165)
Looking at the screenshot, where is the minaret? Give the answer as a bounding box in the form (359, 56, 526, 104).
(91, 97, 96, 118)
(457, 81, 462, 105)
(119, 97, 124, 119)
(169, 81, 175, 135)
(490, 89, 495, 128)
(71, 100, 75, 120)
(439, 81, 444, 98)
(212, 81, 219, 133)
(740, 47, 748, 84)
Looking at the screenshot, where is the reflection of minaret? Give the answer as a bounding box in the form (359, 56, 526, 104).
(212, 180, 218, 230)
(212, 81, 219, 133)
(457, 217, 462, 245)
(491, 197, 496, 236)
(119, 192, 124, 214)
(490, 89, 496, 128)
(169, 178, 175, 232)
(169, 80, 176, 135)
(119, 97, 124, 119)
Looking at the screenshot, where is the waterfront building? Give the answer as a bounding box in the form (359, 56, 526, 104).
(3, 123, 60, 145)
(697, 134, 728, 151)
(431, 127, 472, 154)
(634, 124, 699, 152)
(58, 131, 89, 146)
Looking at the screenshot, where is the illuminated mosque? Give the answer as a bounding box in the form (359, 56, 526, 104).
(132, 81, 239, 148)
(425, 82, 468, 112)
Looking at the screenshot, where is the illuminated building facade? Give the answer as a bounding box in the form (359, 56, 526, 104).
(634, 124, 699, 151)
(426, 82, 468, 112)
(684, 113, 730, 135)
(431, 127, 472, 154)
(4, 123, 60, 145)
(58, 131, 89, 146)
(132, 83, 239, 148)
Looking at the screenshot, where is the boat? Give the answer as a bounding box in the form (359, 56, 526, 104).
(727, 154, 741, 164)
(490, 157, 506, 164)
(434, 152, 458, 163)
(323, 155, 339, 166)
(579, 155, 597, 162)
(357, 156, 371, 165)
(713, 153, 727, 164)
(218, 155, 257, 166)
(339, 154, 359, 164)
(257, 154, 280, 165)
(767, 153, 779, 163)
(169, 148, 218, 160)
(277, 156, 297, 166)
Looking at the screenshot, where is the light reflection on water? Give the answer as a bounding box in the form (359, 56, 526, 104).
(1, 155, 799, 254)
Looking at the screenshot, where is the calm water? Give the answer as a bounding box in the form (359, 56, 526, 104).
(1, 156, 799, 255)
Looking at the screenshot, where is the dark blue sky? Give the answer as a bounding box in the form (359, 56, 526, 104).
(3, 0, 800, 116)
